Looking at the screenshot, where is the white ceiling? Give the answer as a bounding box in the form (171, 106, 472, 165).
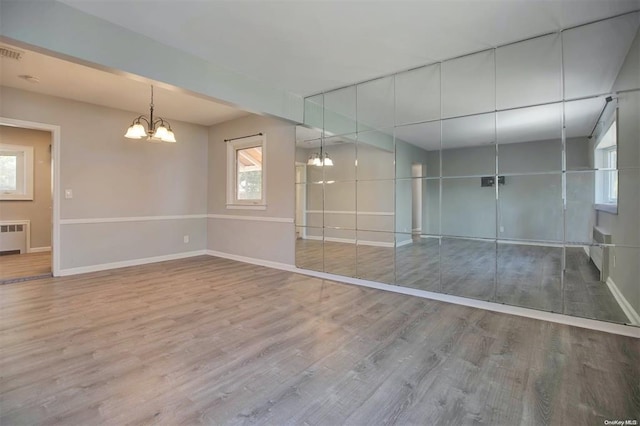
(61, 0, 640, 97)
(0, 44, 248, 126)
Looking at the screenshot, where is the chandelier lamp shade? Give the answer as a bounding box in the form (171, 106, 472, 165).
(124, 85, 177, 143)
(307, 152, 333, 166)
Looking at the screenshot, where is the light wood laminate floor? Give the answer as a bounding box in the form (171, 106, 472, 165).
(296, 238, 629, 324)
(0, 252, 51, 283)
(1, 255, 638, 425)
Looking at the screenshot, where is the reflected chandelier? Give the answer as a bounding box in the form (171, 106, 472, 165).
(125, 85, 176, 142)
(307, 152, 333, 166)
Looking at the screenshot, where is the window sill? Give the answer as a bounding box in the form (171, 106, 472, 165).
(595, 203, 618, 215)
(226, 204, 267, 211)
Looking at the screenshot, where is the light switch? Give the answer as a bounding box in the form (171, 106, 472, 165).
(65, 189, 73, 199)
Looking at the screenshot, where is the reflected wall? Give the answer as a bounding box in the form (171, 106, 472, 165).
(296, 12, 640, 326)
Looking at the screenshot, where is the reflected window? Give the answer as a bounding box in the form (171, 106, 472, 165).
(595, 120, 617, 207)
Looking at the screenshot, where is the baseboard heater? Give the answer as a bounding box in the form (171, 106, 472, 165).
(0, 221, 29, 255)
(590, 226, 611, 282)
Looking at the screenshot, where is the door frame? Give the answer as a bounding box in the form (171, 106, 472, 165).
(295, 162, 307, 238)
(1, 117, 61, 276)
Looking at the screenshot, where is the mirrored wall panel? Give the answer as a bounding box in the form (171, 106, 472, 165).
(357, 231, 395, 284)
(441, 237, 496, 301)
(496, 242, 562, 312)
(394, 234, 440, 293)
(298, 11, 640, 327)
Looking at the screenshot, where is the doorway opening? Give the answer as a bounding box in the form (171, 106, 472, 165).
(0, 118, 60, 282)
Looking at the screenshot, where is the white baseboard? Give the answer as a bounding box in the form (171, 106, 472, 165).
(204, 250, 640, 338)
(28, 246, 51, 253)
(58, 250, 207, 276)
(606, 277, 640, 326)
(302, 236, 395, 248)
(206, 250, 297, 273)
(396, 239, 413, 247)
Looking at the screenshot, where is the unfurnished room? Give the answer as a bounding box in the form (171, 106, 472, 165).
(0, 1, 639, 425)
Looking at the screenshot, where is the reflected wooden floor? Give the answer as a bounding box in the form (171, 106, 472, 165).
(1, 255, 638, 425)
(296, 238, 629, 324)
(0, 251, 51, 283)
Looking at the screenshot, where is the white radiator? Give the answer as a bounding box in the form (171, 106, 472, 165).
(0, 220, 29, 254)
(590, 226, 611, 281)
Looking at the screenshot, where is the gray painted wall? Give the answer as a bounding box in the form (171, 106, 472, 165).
(0, 126, 52, 248)
(1, 87, 209, 270)
(208, 114, 295, 265)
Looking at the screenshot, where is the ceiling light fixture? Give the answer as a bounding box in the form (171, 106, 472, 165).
(307, 152, 333, 166)
(125, 85, 176, 142)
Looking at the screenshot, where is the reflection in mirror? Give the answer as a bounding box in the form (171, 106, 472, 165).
(395, 63, 440, 126)
(563, 12, 640, 99)
(441, 49, 495, 118)
(496, 242, 562, 312)
(441, 237, 496, 301)
(565, 171, 595, 245)
(323, 181, 356, 229)
(498, 173, 563, 242)
(322, 134, 356, 182)
(356, 231, 395, 284)
(563, 244, 631, 324)
(395, 121, 440, 179)
(357, 76, 394, 132)
(324, 86, 357, 136)
(616, 90, 640, 170)
(357, 180, 394, 233)
(395, 234, 440, 292)
(442, 177, 495, 239)
(303, 94, 323, 131)
(395, 178, 440, 236)
(564, 96, 610, 171)
(295, 226, 323, 272)
(612, 168, 639, 248)
(497, 103, 562, 173)
(357, 130, 395, 181)
(324, 229, 356, 277)
(442, 113, 495, 177)
(296, 10, 640, 327)
(496, 33, 561, 110)
(295, 127, 323, 183)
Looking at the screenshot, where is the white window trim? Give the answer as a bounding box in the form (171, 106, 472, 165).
(593, 106, 618, 213)
(226, 134, 267, 210)
(0, 143, 34, 201)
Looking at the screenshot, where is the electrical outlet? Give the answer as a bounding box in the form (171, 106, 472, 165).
(499, 226, 504, 233)
(64, 189, 73, 199)
(183, 235, 189, 244)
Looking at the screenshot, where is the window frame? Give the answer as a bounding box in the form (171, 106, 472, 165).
(593, 109, 617, 213)
(0, 143, 34, 201)
(226, 134, 267, 210)
(603, 146, 617, 204)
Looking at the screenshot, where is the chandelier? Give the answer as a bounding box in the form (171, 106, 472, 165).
(307, 152, 333, 166)
(124, 85, 176, 142)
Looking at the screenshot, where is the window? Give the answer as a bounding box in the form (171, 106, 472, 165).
(226, 134, 266, 209)
(603, 146, 617, 203)
(0, 144, 34, 200)
(594, 117, 617, 210)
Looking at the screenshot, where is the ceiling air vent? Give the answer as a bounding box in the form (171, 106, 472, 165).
(0, 46, 24, 61)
